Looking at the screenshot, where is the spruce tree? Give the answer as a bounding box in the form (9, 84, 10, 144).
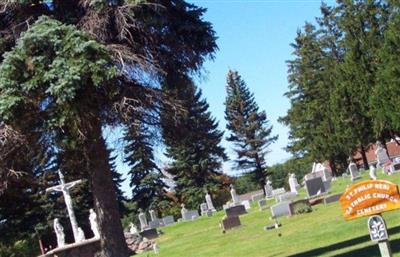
(162, 79, 228, 210)
(108, 150, 127, 217)
(123, 121, 167, 212)
(225, 70, 277, 192)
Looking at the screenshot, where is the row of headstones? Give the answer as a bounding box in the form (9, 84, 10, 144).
(137, 209, 176, 232)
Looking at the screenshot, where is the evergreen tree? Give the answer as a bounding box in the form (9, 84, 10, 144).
(371, 1, 400, 141)
(108, 150, 127, 217)
(0, 1, 217, 255)
(331, 0, 388, 168)
(123, 122, 167, 212)
(163, 80, 228, 210)
(225, 70, 277, 192)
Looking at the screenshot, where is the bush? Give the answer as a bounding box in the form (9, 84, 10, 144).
(0, 239, 39, 257)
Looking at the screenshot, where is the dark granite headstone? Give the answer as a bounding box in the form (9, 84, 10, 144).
(393, 163, 400, 172)
(305, 177, 326, 197)
(324, 193, 342, 204)
(222, 216, 241, 231)
(225, 205, 247, 217)
(140, 228, 158, 240)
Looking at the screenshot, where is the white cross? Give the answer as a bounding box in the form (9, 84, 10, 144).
(46, 170, 82, 243)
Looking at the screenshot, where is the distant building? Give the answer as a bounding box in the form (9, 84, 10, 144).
(353, 139, 400, 167)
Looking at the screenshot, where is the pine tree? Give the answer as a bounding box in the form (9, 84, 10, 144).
(108, 150, 127, 217)
(123, 122, 167, 212)
(162, 79, 228, 210)
(225, 70, 277, 192)
(331, 0, 388, 169)
(371, 1, 400, 140)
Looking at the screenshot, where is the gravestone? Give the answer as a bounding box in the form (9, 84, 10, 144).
(324, 193, 342, 205)
(200, 203, 209, 216)
(288, 173, 300, 194)
(251, 193, 264, 202)
(258, 199, 267, 210)
(305, 177, 326, 197)
(370, 165, 377, 180)
(162, 216, 175, 226)
(182, 210, 199, 221)
(221, 216, 241, 231)
(230, 184, 241, 205)
(264, 179, 274, 198)
(148, 220, 160, 229)
(376, 141, 390, 167)
(205, 192, 217, 212)
(289, 200, 312, 216)
(138, 210, 148, 231)
(272, 188, 286, 197)
(225, 205, 247, 217)
(277, 192, 297, 203)
(241, 200, 251, 210)
(270, 201, 291, 218)
(348, 162, 360, 181)
(140, 228, 158, 240)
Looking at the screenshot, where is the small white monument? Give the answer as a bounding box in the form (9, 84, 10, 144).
(89, 209, 100, 238)
(230, 184, 240, 205)
(138, 209, 148, 231)
(53, 218, 65, 248)
(180, 204, 188, 219)
(288, 173, 299, 195)
(370, 165, 377, 180)
(77, 227, 86, 242)
(46, 170, 82, 243)
(149, 209, 158, 222)
(264, 178, 273, 198)
(129, 223, 139, 235)
(205, 192, 216, 212)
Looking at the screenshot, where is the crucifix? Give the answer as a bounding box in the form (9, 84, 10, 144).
(46, 170, 82, 243)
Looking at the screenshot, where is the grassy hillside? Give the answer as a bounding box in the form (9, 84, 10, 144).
(137, 171, 400, 257)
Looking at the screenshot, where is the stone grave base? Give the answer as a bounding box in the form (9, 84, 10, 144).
(39, 238, 100, 257)
(221, 216, 241, 231)
(140, 228, 158, 240)
(225, 205, 247, 217)
(324, 193, 342, 204)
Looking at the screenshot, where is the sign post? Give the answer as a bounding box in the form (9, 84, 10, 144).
(368, 215, 392, 257)
(340, 180, 400, 257)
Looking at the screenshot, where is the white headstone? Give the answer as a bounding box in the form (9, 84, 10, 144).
(241, 200, 251, 210)
(138, 209, 148, 231)
(53, 218, 65, 248)
(264, 179, 273, 198)
(270, 201, 291, 218)
(370, 165, 377, 180)
(288, 173, 299, 194)
(149, 210, 158, 222)
(205, 192, 216, 212)
(230, 184, 240, 205)
(129, 223, 139, 235)
(89, 209, 100, 238)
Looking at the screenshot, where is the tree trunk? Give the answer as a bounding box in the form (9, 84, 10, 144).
(85, 117, 130, 257)
(360, 145, 369, 170)
(329, 158, 337, 177)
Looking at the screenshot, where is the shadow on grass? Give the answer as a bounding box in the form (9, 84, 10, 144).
(288, 225, 400, 257)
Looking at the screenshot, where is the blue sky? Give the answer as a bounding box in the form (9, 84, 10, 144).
(112, 0, 336, 197)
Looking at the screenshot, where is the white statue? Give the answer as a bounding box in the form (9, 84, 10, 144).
(53, 218, 65, 248)
(205, 192, 216, 212)
(129, 223, 139, 235)
(46, 170, 83, 243)
(153, 242, 160, 254)
(264, 178, 273, 198)
(180, 204, 188, 218)
(77, 227, 86, 242)
(230, 184, 240, 205)
(369, 165, 377, 180)
(149, 209, 158, 222)
(138, 209, 148, 231)
(288, 173, 299, 194)
(89, 209, 100, 238)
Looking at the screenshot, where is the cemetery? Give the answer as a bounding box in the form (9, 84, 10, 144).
(2, 1, 400, 257)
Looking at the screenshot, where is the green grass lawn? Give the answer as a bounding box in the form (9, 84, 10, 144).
(137, 171, 400, 257)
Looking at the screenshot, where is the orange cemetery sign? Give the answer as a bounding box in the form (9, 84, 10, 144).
(339, 180, 400, 221)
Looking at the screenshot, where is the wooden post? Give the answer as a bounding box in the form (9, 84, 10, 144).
(378, 241, 392, 257)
